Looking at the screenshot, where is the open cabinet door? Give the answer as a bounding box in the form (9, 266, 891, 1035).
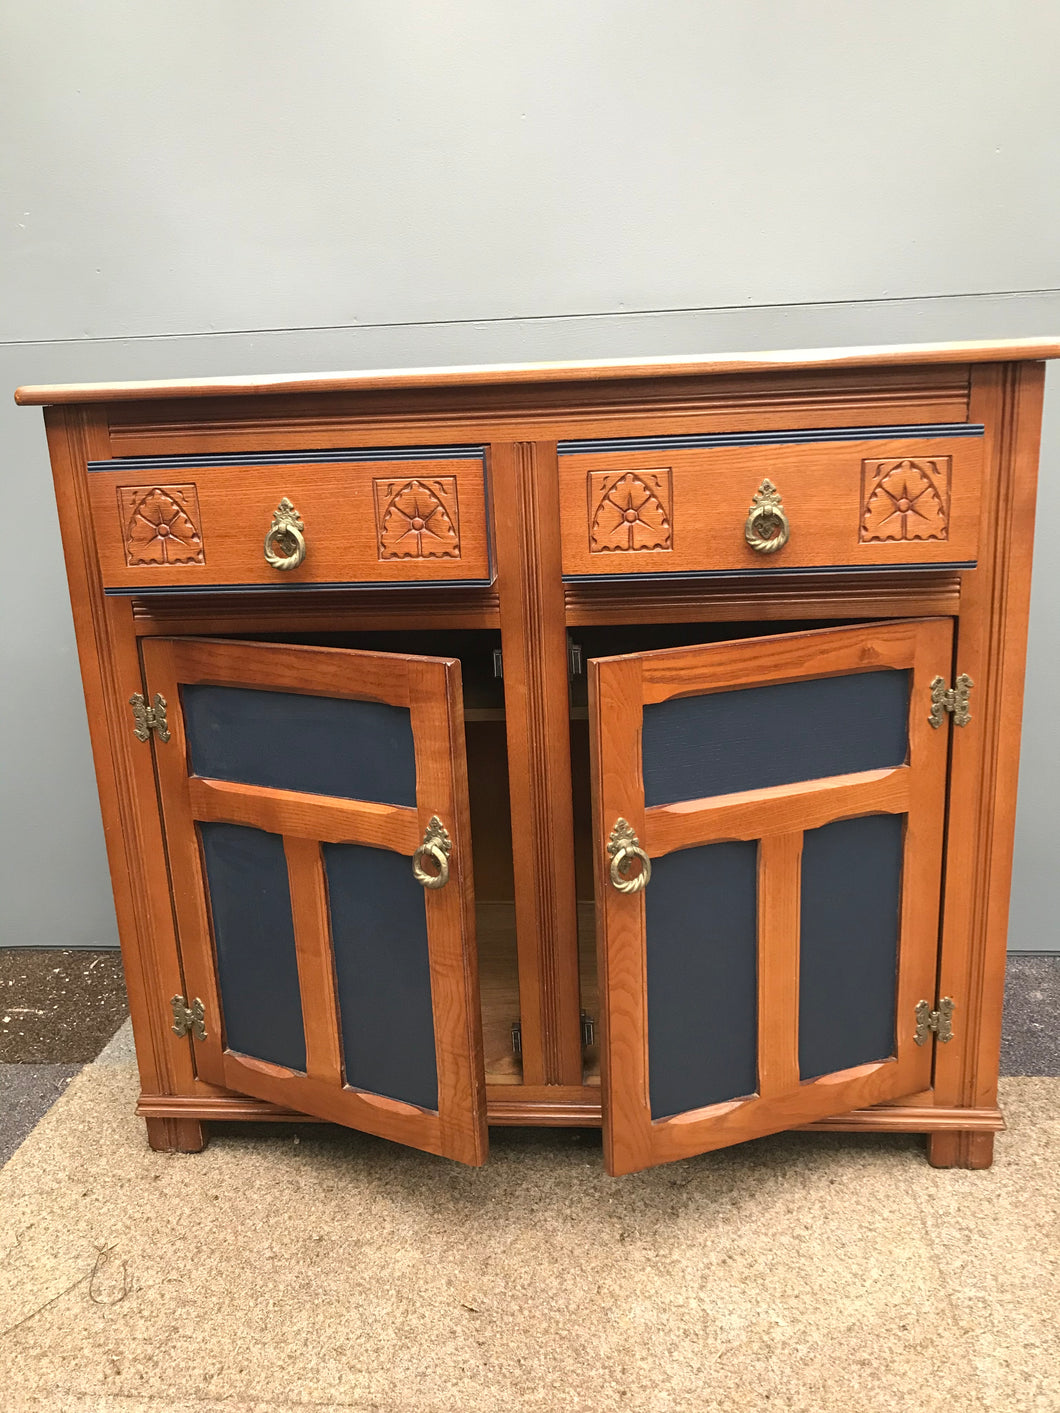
(589, 619, 952, 1176)
(141, 637, 487, 1166)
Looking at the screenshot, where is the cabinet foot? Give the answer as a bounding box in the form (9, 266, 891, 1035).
(926, 1130, 995, 1169)
(145, 1116, 208, 1153)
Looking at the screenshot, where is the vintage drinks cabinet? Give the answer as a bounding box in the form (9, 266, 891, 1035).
(17, 339, 1056, 1175)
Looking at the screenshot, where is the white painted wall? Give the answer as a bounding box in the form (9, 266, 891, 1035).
(2, 1, 1057, 948)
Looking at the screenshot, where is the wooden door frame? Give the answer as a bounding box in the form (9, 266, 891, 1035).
(590, 617, 953, 1175)
(142, 635, 488, 1165)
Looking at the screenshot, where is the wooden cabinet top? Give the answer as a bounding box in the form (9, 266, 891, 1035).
(14, 337, 1060, 406)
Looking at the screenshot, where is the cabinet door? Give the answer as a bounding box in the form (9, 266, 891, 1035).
(142, 637, 487, 1166)
(589, 618, 951, 1176)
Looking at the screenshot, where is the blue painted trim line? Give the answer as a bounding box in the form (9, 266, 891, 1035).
(557, 423, 984, 455)
(562, 562, 976, 583)
(105, 577, 495, 596)
(88, 444, 486, 472)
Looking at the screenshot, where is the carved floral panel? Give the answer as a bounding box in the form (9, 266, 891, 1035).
(860, 457, 951, 543)
(374, 476, 461, 559)
(588, 469, 673, 553)
(118, 485, 205, 566)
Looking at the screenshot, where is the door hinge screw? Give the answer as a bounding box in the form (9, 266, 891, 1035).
(928, 674, 973, 729)
(130, 692, 171, 742)
(914, 997, 955, 1046)
(171, 994, 207, 1041)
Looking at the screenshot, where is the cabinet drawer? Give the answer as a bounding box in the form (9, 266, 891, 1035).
(558, 426, 984, 578)
(86, 447, 492, 592)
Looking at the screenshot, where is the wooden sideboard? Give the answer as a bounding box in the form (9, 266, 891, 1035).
(17, 339, 1056, 1176)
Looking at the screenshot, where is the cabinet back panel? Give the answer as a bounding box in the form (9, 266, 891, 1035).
(641, 669, 910, 806)
(182, 684, 417, 806)
(645, 840, 758, 1120)
(199, 822, 307, 1072)
(798, 813, 903, 1081)
(323, 842, 439, 1112)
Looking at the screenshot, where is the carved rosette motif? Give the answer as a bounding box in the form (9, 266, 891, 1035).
(588, 469, 673, 553)
(118, 485, 205, 566)
(373, 476, 461, 559)
(860, 457, 951, 543)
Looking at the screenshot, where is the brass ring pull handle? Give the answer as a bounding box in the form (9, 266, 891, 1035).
(744, 479, 789, 554)
(412, 816, 452, 890)
(607, 818, 652, 894)
(264, 497, 306, 571)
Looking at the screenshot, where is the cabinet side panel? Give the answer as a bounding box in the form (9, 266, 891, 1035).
(43, 405, 196, 1101)
(935, 363, 1045, 1156)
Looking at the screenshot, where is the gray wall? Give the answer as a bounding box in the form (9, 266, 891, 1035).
(2, 2, 1057, 950)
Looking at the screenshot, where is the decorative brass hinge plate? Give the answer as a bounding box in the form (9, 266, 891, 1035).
(170, 994, 207, 1041)
(130, 692, 171, 743)
(914, 996, 955, 1046)
(928, 674, 973, 729)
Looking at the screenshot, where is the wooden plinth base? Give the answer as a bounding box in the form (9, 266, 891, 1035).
(138, 1090, 1005, 1158)
(145, 1116, 208, 1154)
(926, 1130, 996, 1169)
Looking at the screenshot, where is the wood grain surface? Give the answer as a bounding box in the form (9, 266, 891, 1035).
(15, 336, 1060, 404)
(87, 456, 491, 590)
(142, 636, 488, 1165)
(559, 435, 982, 577)
(28, 345, 1051, 1164)
(590, 618, 951, 1175)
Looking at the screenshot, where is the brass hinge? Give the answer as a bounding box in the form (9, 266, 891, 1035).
(171, 994, 207, 1041)
(914, 997, 955, 1046)
(928, 674, 973, 729)
(130, 692, 171, 743)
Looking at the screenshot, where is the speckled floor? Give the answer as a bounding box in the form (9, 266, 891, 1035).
(0, 1064, 1057, 1411)
(0, 952, 1056, 1410)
